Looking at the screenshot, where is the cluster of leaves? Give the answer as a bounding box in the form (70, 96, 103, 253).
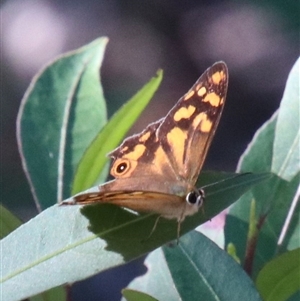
(1, 38, 299, 301)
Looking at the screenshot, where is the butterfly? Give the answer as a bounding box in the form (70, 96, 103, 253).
(63, 62, 228, 238)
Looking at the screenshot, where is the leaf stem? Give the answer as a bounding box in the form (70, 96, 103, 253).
(243, 199, 267, 276)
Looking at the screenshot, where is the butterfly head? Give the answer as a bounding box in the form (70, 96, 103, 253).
(185, 188, 205, 209)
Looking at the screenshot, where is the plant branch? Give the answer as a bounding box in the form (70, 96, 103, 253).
(243, 199, 268, 276)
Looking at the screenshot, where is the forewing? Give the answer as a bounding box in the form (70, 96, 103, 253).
(157, 62, 228, 184)
(68, 190, 184, 219)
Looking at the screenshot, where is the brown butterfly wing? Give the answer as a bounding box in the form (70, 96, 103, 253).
(157, 62, 228, 185)
(105, 119, 186, 196)
(69, 190, 185, 220)
(68, 190, 201, 221)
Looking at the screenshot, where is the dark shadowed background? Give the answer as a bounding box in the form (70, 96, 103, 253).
(1, 0, 299, 300)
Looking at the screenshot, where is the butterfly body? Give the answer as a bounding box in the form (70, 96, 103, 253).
(65, 62, 228, 229)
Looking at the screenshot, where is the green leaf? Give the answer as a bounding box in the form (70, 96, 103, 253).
(17, 38, 108, 210)
(0, 208, 67, 301)
(165, 231, 262, 301)
(0, 205, 22, 239)
(30, 286, 66, 301)
(122, 289, 159, 301)
(237, 111, 278, 174)
(272, 58, 300, 181)
(72, 69, 163, 194)
(256, 248, 300, 301)
(127, 231, 262, 301)
(0, 171, 267, 301)
(225, 103, 300, 277)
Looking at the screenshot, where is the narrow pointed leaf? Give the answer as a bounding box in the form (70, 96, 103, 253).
(272, 58, 300, 181)
(256, 248, 300, 301)
(72, 69, 163, 194)
(0, 171, 267, 301)
(17, 38, 108, 209)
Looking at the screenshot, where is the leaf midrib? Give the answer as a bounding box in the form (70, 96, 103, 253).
(0, 212, 153, 283)
(178, 244, 220, 301)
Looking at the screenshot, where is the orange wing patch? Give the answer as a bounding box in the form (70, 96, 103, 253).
(200, 115, 213, 132)
(123, 144, 146, 160)
(203, 92, 222, 107)
(197, 86, 207, 97)
(167, 127, 187, 165)
(192, 112, 212, 133)
(212, 69, 226, 85)
(152, 145, 171, 174)
(174, 105, 196, 121)
(183, 89, 195, 100)
(139, 131, 151, 142)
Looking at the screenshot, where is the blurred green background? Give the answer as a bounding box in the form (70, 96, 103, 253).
(1, 0, 299, 300)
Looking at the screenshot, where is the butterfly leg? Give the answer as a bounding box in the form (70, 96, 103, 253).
(176, 207, 187, 244)
(176, 221, 182, 245)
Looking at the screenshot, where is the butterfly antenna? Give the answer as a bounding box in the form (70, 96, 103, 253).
(176, 205, 188, 245)
(199, 172, 252, 190)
